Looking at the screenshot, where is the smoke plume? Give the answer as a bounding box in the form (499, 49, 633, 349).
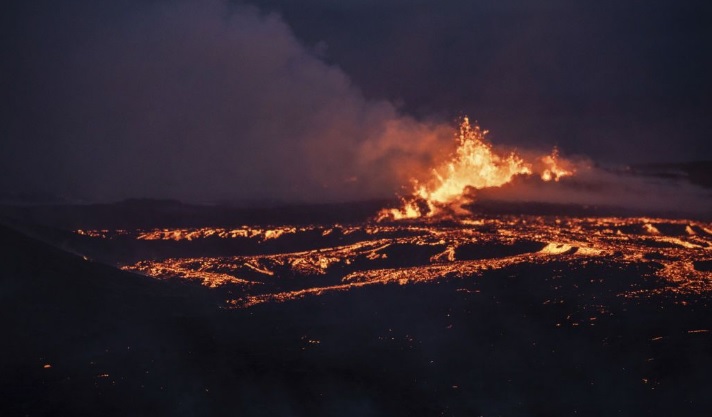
(2, 0, 709, 216)
(1, 0, 451, 203)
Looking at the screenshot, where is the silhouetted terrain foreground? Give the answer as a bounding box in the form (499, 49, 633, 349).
(1, 202, 712, 416)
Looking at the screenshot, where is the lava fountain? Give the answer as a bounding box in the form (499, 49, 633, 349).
(378, 117, 574, 220)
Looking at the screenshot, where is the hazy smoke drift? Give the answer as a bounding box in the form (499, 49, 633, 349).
(477, 165, 712, 216)
(3, 0, 450, 203)
(4, 0, 709, 214)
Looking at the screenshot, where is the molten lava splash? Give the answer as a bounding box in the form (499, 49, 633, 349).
(378, 117, 574, 220)
(540, 148, 573, 182)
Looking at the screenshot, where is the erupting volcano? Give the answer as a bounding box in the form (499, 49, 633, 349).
(3, 134, 711, 416)
(379, 117, 575, 220)
(4, 1, 712, 415)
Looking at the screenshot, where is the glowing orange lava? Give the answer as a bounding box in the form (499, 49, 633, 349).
(80, 216, 711, 309)
(378, 117, 574, 220)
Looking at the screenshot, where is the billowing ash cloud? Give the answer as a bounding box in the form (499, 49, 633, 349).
(2, 0, 710, 215)
(1, 0, 451, 203)
(477, 162, 712, 216)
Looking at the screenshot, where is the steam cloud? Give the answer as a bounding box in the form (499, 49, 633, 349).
(2, 0, 709, 215)
(2, 0, 451, 203)
(477, 162, 712, 216)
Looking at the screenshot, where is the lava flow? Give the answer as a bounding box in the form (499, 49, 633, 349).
(68, 216, 712, 309)
(378, 117, 574, 220)
(70, 118, 710, 312)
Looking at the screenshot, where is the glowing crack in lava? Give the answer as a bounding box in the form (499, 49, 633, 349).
(79, 217, 712, 309)
(378, 117, 574, 220)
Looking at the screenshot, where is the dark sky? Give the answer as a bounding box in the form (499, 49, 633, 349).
(2, 0, 711, 203)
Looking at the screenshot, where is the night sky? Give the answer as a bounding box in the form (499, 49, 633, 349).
(2, 0, 711, 203)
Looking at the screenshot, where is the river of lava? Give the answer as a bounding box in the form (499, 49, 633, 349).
(69, 216, 712, 309)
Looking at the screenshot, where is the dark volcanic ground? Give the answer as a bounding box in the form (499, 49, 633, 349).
(1, 202, 712, 416)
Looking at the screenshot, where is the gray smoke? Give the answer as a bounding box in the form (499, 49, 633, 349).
(1, 0, 451, 203)
(2, 0, 709, 215)
(477, 161, 712, 216)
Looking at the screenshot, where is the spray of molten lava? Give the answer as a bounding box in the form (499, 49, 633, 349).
(379, 117, 574, 220)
